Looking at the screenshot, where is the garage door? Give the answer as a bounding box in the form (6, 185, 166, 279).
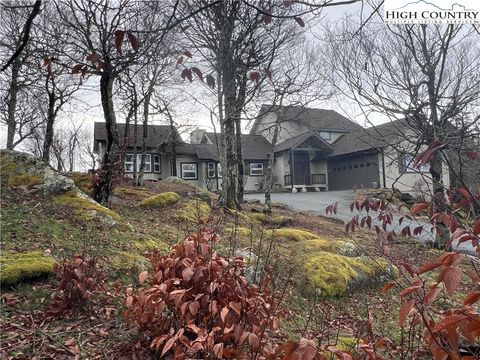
(328, 154, 380, 190)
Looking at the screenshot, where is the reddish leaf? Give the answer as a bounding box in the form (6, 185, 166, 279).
(213, 342, 224, 359)
(414, 140, 445, 169)
(220, 306, 229, 323)
(114, 30, 125, 54)
(138, 271, 148, 284)
(206, 74, 215, 89)
(72, 64, 83, 74)
(411, 202, 430, 215)
(161, 337, 175, 357)
(181, 68, 193, 82)
(86, 53, 98, 62)
(399, 285, 421, 297)
(425, 285, 441, 305)
(177, 56, 184, 65)
(262, 10, 272, 24)
(248, 333, 259, 348)
(127, 32, 138, 50)
(399, 300, 415, 326)
(418, 261, 442, 274)
(284, 0, 295, 7)
(293, 16, 305, 27)
(249, 71, 261, 83)
(465, 269, 480, 284)
(182, 267, 194, 281)
(443, 266, 462, 296)
(474, 219, 480, 235)
(297, 338, 317, 360)
(229, 301, 241, 315)
(183, 50, 192, 58)
(382, 282, 396, 293)
(126, 295, 133, 307)
(191, 67, 203, 81)
(463, 291, 480, 306)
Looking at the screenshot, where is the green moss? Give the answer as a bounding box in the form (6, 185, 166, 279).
(336, 337, 359, 353)
(225, 226, 252, 238)
(268, 228, 319, 242)
(134, 239, 171, 254)
(303, 253, 393, 297)
(174, 200, 211, 222)
(110, 252, 149, 273)
(270, 215, 294, 227)
(55, 190, 121, 222)
(67, 173, 92, 193)
(248, 213, 266, 222)
(0, 155, 17, 174)
(0, 252, 56, 286)
(115, 186, 156, 199)
(139, 192, 181, 208)
(6, 174, 43, 188)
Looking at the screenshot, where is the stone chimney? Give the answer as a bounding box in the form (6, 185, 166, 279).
(190, 128, 206, 144)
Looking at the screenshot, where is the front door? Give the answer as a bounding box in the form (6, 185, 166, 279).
(292, 151, 311, 185)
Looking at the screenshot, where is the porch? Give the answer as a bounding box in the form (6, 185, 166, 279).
(284, 173, 327, 192)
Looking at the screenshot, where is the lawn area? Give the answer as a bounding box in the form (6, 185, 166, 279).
(1, 167, 477, 359)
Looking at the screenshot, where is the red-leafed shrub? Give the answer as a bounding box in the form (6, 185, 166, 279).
(51, 256, 106, 313)
(125, 228, 287, 359)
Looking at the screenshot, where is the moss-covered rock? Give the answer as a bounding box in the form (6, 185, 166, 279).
(55, 189, 122, 225)
(115, 186, 156, 199)
(134, 238, 171, 254)
(270, 215, 294, 227)
(139, 192, 181, 208)
(0, 252, 56, 286)
(1, 150, 75, 194)
(303, 253, 395, 297)
(248, 213, 266, 222)
(174, 200, 211, 222)
(269, 228, 319, 242)
(66, 172, 92, 193)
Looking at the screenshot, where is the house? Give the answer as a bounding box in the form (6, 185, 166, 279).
(93, 105, 450, 194)
(93, 122, 272, 192)
(251, 105, 450, 194)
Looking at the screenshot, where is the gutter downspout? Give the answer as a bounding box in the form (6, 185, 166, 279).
(381, 149, 386, 188)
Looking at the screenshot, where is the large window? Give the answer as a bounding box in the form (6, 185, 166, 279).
(181, 163, 198, 180)
(138, 154, 151, 172)
(207, 162, 216, 178)
(319, 131, 331, 140)
(404, 154, 430, 173)
(153, 154, 161, 173)
(124, 153, 152, 173)
(250, 162, 264, 176)
(125, 154, 134, 172)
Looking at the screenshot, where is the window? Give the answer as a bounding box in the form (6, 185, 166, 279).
(348, 165, 352, 169)
(217, 163, 222, 178)
(207, 162, 216, 178)
(137, 154, 151, 172)
(366, 162, 371, 167)
(125, 154, 134, 173)
(404, 154, 430, 173)
(354, 164, 358, 168)
(250, 163, 264, 176)
(319, 131, 331, 140)
(153, 155, 161, 173)
(360, 163, 365, 168)
(181, 163, 198, 180)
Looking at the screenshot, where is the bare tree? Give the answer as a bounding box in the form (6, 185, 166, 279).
(325, 22, 480, 246)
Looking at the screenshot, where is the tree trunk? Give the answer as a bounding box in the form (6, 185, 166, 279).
(430, 151, 449, 248)
(235, 116, 244, 203)
(42, 83, 56, 163)
(6, 59, 21, 150)
(136, 87, 153, 186)
(93, 71, 119, 205)
(264, 112, 281, 213)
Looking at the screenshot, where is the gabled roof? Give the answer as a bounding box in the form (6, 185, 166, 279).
(200, 132, 272, 160)
(274, 132, 333, 153)
(328, 119, 409, 157)
(250, 105, 362, 135)
(93, 122, 183, 151)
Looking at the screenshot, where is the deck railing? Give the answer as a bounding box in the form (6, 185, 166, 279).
(284, 173, 326, 186)
(311, 173, 326, 184)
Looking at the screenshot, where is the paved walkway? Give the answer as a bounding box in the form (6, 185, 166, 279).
(244, 191, 476, 254)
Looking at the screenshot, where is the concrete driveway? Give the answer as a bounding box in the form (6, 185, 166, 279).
(244, 191, 476, 254)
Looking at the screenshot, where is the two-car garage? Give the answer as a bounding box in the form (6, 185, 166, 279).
(327, 153, 380, 191)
